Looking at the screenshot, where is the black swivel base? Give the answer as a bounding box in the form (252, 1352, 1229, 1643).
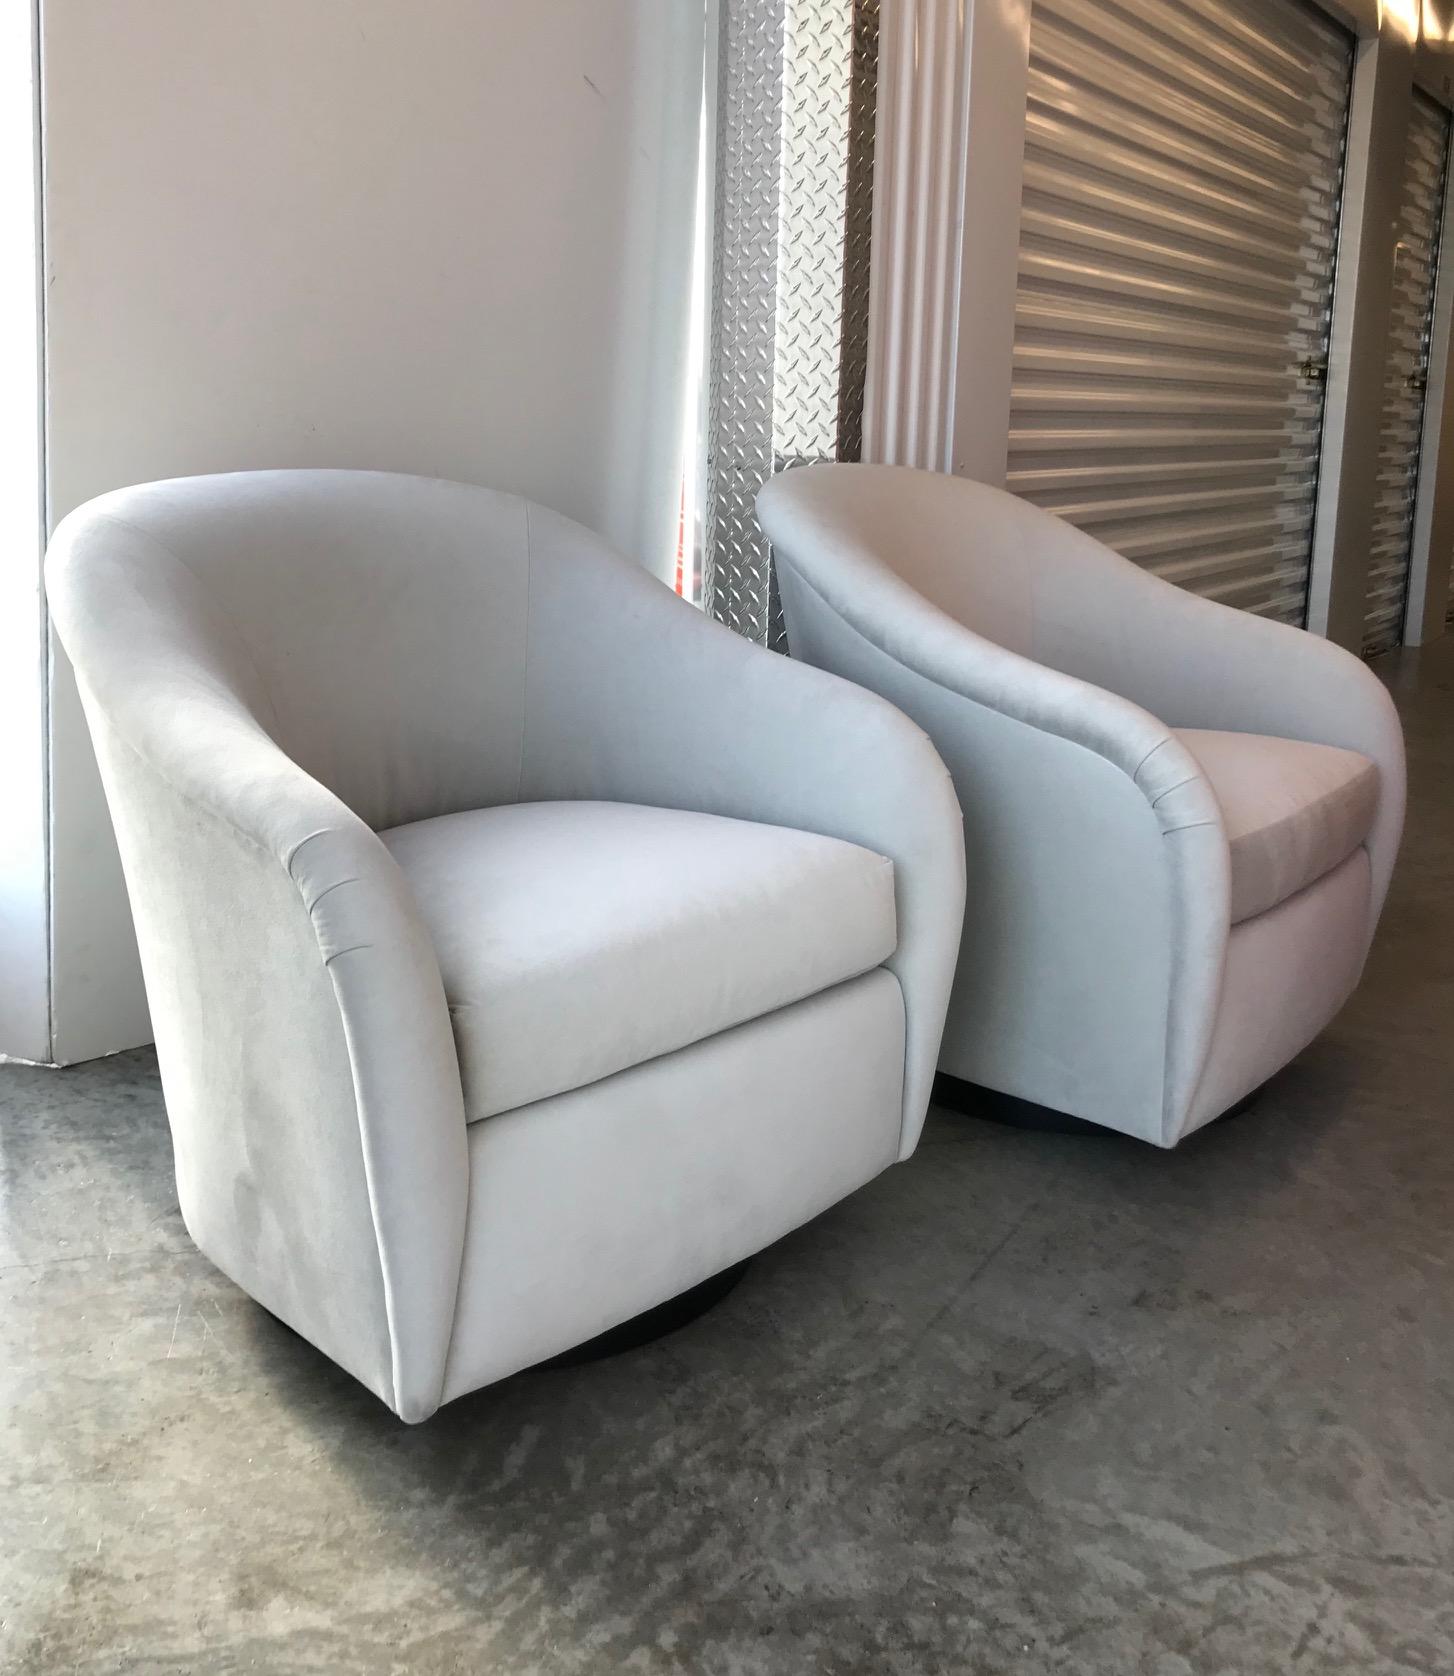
(933, 1073, 1266, 1136)
(534, 1259, 752, 1370)
(933, 1073, 1111, 1134)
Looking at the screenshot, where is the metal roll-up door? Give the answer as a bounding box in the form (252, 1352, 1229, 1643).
(1008, 0, 1353, 624)
(1364, 90, 1452, 655)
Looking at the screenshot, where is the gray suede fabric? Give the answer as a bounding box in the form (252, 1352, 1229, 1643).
(514, 500, 965, 1155)
(1174, 728, 1379, 925)
(444, 969, 905, 1398)
(45, 469, 966, 1419)
(381, 800, 897, 1123)
(1189, 848, 1371, 1131)
(757, 463, 1406, 1147)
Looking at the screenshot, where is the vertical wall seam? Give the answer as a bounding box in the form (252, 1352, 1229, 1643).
(34, 0, 55, 1061)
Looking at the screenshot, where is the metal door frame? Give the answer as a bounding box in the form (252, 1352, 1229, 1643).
(1403, 74, 1454, 641)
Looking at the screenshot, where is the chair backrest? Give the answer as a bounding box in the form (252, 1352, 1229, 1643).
(767, 465, 1045, 657)
(757, 462, 1174, 696)
(50, 470, 551, 832)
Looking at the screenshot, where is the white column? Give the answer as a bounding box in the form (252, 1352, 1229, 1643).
(863, 0, 1030, 481)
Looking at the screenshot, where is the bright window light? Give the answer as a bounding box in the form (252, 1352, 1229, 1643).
(1385, 0, 1421, 41)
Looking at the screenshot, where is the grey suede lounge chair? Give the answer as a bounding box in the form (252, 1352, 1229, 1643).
(758, 463, 1404, 1148)
(46, 469, 965, 1420)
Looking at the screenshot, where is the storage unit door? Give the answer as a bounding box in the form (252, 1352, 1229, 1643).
(1008, 0, 1353, 624)
(1364, 90, 1452, 655)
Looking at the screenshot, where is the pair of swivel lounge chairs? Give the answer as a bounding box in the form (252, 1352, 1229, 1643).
(48, 465, 1403, 1422)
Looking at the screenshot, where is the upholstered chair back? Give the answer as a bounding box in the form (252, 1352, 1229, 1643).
(54, 470, 540, 833)
(775, 464, 1043, 660)
(759, 462, 1255, 723)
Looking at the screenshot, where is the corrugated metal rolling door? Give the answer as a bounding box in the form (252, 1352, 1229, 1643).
(1008, 0, 1353, 624)
(1364, 91, 1452, 655)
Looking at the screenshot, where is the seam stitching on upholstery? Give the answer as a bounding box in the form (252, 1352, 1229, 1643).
(1132, 737, 1173, 786)
(1149, 773, 1202, 810)
(317, 955, 407, 1414)
(285, 828, 335, 873)
(324, 943, 374, 965)
(306, 876, 361, 913)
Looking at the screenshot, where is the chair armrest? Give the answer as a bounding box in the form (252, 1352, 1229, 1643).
(93, 697, 466, 1422)
(757, 473, 1236, 1142)
(759, 462, 1403, 1133)
(772, 555, 1233, 1145)
(759, 463, 1401, 905)
(517, 509, 967, 1157)
(47, 517, 467, 1422)
(757, 474, 1224, 830)
(1038, 572, 1407, 925)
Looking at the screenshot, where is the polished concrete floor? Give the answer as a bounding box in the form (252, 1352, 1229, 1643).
(3, 642, 1452, 1676)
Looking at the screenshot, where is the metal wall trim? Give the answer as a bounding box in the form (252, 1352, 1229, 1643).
(704, 0, 879, 648)
(1364, 87, 1452, 651)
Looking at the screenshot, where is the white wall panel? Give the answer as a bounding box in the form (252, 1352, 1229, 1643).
(41, 0, 704, 1061)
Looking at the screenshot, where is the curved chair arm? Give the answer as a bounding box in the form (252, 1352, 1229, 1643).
(46, 510, 467, 1423)
(516, 507, 967, 1158)
(1034, 567, 1407, 931)
(759, 463, 1403, 933)
(757, 468, 1240, 1144)
(755, 469, 1227, 836)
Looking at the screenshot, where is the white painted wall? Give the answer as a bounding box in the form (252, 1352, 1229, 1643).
(0, 3, 48, 1064)
(36, 0, 704, 1063)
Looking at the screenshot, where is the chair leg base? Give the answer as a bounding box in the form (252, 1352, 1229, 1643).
(533, 1258, 752, 1371)
(1218, 1084, 1266, 1123)
(933, 1074, 1110, 1135)
(933, 1074, 1269, 1137)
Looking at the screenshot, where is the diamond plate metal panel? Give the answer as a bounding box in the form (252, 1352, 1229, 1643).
(705, 0, 878, 648)
(704, 0, 782, 647)
(775, 0, 854, 465)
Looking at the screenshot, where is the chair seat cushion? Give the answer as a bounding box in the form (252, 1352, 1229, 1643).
(380, 801, 897, 1121)
(1175, 729, 1379, 924)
